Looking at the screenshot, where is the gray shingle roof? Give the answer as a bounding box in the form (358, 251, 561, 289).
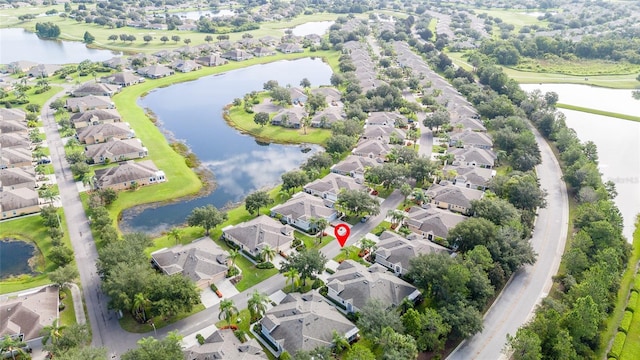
(327, 260, 419, 311)
(223, 215, 294, 253)
(94, 160, 160, 188)
(405, 205, 467, 239)
(374, 231, 450, 272)
(151, 237, 228, 283)
(270, 192, 336, 222)
(184, 328, 267, 359)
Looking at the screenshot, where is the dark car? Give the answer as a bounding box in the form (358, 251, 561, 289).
(37, 158, 51, 164)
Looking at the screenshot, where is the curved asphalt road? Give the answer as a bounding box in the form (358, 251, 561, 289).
(447, 125, 569, 359)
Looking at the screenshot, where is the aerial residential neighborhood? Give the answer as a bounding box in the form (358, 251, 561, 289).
(1, 1, 638, 360)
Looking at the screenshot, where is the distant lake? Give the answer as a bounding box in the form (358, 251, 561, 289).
(0, 28, 120, 64)
(521, 84, 640, 241)
(169, 9, 235, 20)
(121, 58, 333, 235)
(0, 239, 36, 280)
(291, 21, 334, 36)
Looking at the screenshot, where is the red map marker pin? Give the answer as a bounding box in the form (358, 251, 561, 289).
(334, 224, 350, 248)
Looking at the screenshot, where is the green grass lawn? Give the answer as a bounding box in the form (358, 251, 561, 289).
(471, 8, 549, 31)
(59, 287, 76, 326)
(119, 303, 206, 333)
(226, 105, 332, 145)
(296, 231, 333, 250)
(333, 245, 369, 266)
(0, 209, 74, 294)
(556, 103, 640, 123)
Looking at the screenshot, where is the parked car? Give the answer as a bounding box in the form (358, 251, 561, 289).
(37, 157, 51, 164)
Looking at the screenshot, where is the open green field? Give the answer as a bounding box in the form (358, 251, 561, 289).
(107, 49, 338, 222)
(471, 8, 550, 31)
(556, 104, 640, 123)
(447, 51, 640, 89)
(0, 210, 73, 294)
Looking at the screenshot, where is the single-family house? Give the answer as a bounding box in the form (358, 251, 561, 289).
(65, 95, 114, 113)
(177, 23, 198, 31)
(310, 106, 344, 128)
(0, 120, 28, 135)
(0, 108, 26, 122)
(270, 192, 338, 233)
(449, 129, 493, 150)
(326, 260, 421, 313)
(151, 237, 229, 289)
(451, 116, 486, 132)
(70, 109, 121, 129)
(405, 205, 467, 241)
(426, 181, 484, 215)
(303, 173, 368, 204)
(310, 87, 342, 104)
(0, 147, 31, 169)
(276, 43, 303, 54)
(0, 187, 40, 219)
(195, 54, 228, 67)
(101, 72, 144, 87)
(259, 291, 359, 356)
(366, 112, 405, 126)
(0, 167, 36, 191)
(443, 165, 495, 190)
(6, 60, 37, 74)
(0, 133, 30, 149)
(103, 57, 129, 69)
(71, 82, 120, 97)
(447, 147, 497, 168)
(221, 49, 254, 61)
(0, 286, 58, 342)
(93, 160, 166, 191)
(170, 59, 201, 73)
(85, 138, 147, 164)
(362, 124, 405, 144)
(27, 64, 62, 78)
(330, 155, 382, 183)
(374, 231, 451, 276)
(237, 38, 259, 48)
(222, 215, 294, 259)
(137, 65, 174, 79)
(288, 87, 308, 104)
(303, 34, 322, 45)
(184, 328, 267, 360)
(252, 47, 276, 57)
(270, 108, 306, 129)
(217, 40, 234, 51)
(352, 138, 393, 160)
(259, 35, 280, 46)
(76, 122, 135, 144)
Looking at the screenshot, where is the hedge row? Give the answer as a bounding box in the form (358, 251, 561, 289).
(608, 332, 626, 359)
(634, 276, 640, 292)
(619, 311, 633, 333)
(627, 290, 638, 312)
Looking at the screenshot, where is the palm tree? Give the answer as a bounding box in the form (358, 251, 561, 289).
(247, 290, 269, 322)
(406, 128, 419, 149)
(132, 292, 150, 323)
(167, 227, 182, 246)
(0, 335, 27, 360)
(387, 209, 407, 228)
(260, 245, 276, 263)
(40, 186, 59, 205)
(41, 319, 66, 348)
(227, 249, 240, 269)
(284, 268, 299, 291)
(332, 330, 350, 354)
(411, 188, 426, 205)
(340, 246, 353, 261)
(302, 116, 311, 135)
(218, 299, 239, 327)
(359, 238, 377, 255)
(309, 217, 328, 243)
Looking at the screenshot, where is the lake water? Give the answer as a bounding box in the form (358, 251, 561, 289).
(291, 21, 334, 36)
(0, 28, 120, 65)
(170, 9, 235, 20)
(121, 58, 333, 234)
(521, 84, 640, 241)
(0, 239, 36, 280)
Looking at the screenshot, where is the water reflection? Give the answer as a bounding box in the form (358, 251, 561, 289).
(0, 239, 36, 279)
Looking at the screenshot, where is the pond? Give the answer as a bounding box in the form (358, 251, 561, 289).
(0, 28, 121, 65)
(0, 239, 36, 280)
(168, 9, 235, 20)
(521, 84, 640, 241)
(291, 21, 334, 36)
(121, 58, 333, 235)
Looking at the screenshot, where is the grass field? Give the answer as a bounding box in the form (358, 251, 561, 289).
(446, 51, 640, 89)
(471, 8, 550, 31)
(0, 210, 74, 294)
(555, 104, 640, 123)
(614, 216, 640, 359)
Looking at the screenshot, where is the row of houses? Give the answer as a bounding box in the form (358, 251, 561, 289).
(0, 108, 43, 219)
(62, 84, 167, 192)
(267, 86, 345, 129)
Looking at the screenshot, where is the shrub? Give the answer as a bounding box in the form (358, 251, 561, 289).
(256, 262, 274, 269)
(619, 311, 633, 333)
(311, 278, 324, 289)
(196, 333, 205, 345)
(234, 330, 246, 343)
(227, 267, 240, 277)
(608, 332, 626, 359)
(325, 268, 335, 275)
(292, 238, 302, 247)
(59, 303, 66, 311)
(627, 290, 638, 312)
(210, 283, 218, 292)
(634, 276, 640, 292)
